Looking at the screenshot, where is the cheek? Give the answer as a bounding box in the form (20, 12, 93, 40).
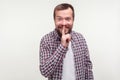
(68, 21, 73, 25)
(55, 22, 62, 28)
(56, 21, 62, 25)
(55, 21, 61, 27)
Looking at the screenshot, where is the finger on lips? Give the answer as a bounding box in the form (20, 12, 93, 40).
(62, 27, 65, 35)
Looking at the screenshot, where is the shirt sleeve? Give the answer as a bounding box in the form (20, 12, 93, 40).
(84, 41, 94, 80)
(39, 38, 68, 77)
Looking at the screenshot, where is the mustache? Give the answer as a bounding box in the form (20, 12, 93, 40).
(57, 25, 69, 29)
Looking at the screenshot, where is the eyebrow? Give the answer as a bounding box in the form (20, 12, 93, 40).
(56, 16, 71, 18)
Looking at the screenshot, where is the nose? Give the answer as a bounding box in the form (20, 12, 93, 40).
(62, 19, 67, 26)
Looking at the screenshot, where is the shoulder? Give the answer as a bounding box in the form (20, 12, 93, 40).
(72, 31, 85, 40)
(71, 31, 88, 48)
(40, 31, 55, 44)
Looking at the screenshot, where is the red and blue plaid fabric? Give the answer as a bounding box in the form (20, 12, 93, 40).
(39, 29, 93, 80)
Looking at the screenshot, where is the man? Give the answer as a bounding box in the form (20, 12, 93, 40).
(39, 3, 93, 80)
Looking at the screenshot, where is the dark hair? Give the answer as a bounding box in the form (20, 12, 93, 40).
(53, 3, 75, 20)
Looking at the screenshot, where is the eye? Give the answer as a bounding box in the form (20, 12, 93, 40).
(56, 17, 63, 21)
(65, 17, 71, 21)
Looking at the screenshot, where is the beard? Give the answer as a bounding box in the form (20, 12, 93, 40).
(55, 25, 72, 38)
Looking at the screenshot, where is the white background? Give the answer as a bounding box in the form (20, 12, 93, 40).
(0, 0, 120, 80)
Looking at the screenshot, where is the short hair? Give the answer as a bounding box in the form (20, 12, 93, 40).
(53, 3, 75, 20)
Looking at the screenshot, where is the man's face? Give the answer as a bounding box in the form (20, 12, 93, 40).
(54, 8, 74, 36)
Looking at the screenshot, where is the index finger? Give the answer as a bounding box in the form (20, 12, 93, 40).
(62, 27, 65, 35)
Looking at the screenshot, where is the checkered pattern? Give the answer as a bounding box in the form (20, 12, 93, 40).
(39, 29, 93, 80)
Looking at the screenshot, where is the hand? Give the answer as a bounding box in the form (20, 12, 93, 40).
(61, 27, 71, 48)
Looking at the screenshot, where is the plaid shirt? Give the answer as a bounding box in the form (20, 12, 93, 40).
(39, 29, 93, 80)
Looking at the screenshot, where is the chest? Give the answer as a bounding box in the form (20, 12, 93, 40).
(49, 39, 85, 60)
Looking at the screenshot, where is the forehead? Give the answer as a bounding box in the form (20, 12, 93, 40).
(55, 8, 73, 17)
